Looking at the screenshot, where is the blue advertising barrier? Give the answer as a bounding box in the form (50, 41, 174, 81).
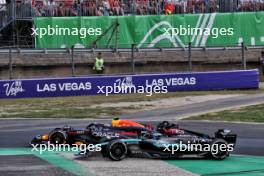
(0, 69, 259, 99)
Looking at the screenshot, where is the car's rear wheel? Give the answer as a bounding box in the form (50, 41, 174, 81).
(209, 139, 229, 160)
(106, 140, 127, 161)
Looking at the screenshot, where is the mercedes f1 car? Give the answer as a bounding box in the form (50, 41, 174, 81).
(31, 119, 237, 161)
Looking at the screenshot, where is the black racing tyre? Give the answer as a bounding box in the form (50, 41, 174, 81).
(209, 139, 229, 160)
(106, 140, 127, 161)
(49, 130, 67, 144)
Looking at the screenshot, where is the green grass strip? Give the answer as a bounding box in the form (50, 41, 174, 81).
(186, 103, 264, 123)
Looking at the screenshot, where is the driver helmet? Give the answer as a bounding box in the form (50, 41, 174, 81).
(112, 117, 120, 127)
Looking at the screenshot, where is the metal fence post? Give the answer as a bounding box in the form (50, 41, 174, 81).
(71, 47, 75, 77)
(188, 42, 192, 72)
(8, 48, 13, 79)
(131, 44, 135, 74)
(132, 0, 136, 15)
(241, 42, 246, 70)
(8, 48, 13, 80)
